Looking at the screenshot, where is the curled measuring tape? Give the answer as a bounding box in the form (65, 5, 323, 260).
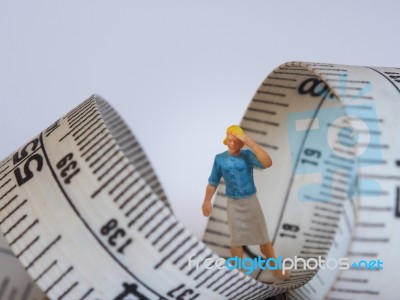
(0, 62, 399, 300)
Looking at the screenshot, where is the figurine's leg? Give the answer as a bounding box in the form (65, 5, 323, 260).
(260, 242, 276, 259)
(230, 246, 244, 259)
(260, 242, 290, 280)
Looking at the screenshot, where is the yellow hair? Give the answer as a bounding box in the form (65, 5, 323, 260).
(223, 125, 244, 145)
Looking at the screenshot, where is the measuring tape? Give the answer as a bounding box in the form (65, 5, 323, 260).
(0, 62, 399, 299)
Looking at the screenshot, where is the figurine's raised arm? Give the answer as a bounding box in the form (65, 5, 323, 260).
(233, 133, 272, 168)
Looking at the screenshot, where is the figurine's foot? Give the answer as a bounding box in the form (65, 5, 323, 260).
(272, 269, 290, 281)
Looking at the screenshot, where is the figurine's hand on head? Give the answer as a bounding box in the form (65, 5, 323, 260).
(202, 201, 212, 217)
(233, 133, 249, 145)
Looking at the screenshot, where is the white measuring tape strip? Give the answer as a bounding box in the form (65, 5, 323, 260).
(0, 62, 399, 300)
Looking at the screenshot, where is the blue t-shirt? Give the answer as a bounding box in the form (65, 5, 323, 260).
(208, 149, 265, 199)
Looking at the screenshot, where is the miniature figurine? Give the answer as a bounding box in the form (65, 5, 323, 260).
(202, 125, 289, 280)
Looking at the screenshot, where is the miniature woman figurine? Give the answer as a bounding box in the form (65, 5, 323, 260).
(202, 125, 289, 280)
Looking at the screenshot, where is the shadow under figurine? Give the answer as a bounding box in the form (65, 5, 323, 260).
(202, 125, 290, 281)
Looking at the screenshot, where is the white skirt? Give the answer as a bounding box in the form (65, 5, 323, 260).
(227, 194, 270, 247)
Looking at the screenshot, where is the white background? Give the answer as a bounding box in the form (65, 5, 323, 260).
(1, 1, 399, 238)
